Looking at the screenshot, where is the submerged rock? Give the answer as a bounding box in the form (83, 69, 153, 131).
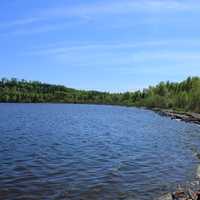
(197, 166, 200, 179)
(157, 193, 173, 200)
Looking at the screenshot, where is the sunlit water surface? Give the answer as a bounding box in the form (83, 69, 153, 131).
(0, 104, 200, 200)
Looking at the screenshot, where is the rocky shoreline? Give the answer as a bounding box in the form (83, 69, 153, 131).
(157, 180, 200, 200)
(152, 108, 200, 125)
(154, 108, 200, 199)
(156, 165, 200, 199)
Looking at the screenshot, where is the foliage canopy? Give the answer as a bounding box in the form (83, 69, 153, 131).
(0, 77, 200, 113)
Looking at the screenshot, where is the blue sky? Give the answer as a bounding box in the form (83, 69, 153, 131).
(0, 0, 200, 92)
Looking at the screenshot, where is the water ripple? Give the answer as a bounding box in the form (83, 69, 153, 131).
(0, 104, 200, 199)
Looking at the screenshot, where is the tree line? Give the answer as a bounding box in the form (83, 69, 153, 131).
(0, 77, 200, 113)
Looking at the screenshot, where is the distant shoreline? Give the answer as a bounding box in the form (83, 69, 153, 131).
(1, 77, 200, 114)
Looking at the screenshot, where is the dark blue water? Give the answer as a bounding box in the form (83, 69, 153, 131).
(0, 104, 200, 200)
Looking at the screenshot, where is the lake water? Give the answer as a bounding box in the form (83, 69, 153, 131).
(0, 104, 200, 200)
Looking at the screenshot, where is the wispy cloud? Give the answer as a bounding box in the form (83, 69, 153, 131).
(5, 20, 86, 36)
(0, 17, 43, 29)
(1, 0, 199, 30)
(131, 51, 200, 63)
(41, 0, 200, 18)
(20, 39, 200, 76)
(26, 41, 170, 55)
(25, 38, 200, 56)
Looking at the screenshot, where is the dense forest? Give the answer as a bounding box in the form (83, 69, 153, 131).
(0, 77, 200, 113)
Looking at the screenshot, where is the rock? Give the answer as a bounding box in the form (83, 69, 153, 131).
(197, 165, 200, 179)
(173, 191, 186, 199)
(172, 185, 188, 199)
(196, 154, 200, 160)
(157, 193, 173, 200)
(188, 188, 197, 199)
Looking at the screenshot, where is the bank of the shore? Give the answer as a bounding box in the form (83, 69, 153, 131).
(151, 108, 200, 125)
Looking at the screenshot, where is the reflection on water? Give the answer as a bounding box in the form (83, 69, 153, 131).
(0, 103, 200, 200)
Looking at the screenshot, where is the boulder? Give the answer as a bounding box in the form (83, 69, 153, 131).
(157, 193, 173, 200)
